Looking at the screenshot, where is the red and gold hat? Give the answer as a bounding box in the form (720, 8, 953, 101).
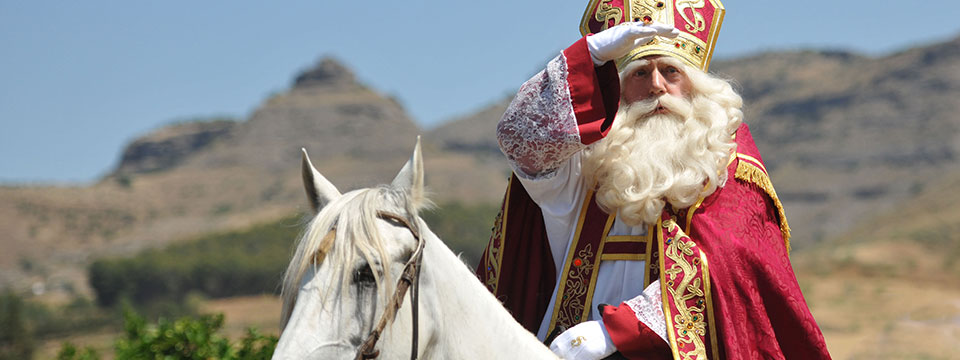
(580, 0, 725, 71)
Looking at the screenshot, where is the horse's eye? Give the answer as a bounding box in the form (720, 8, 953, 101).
(353, 267, 377, 286)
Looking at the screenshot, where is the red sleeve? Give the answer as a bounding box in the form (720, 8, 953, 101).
(601, 303, 673, 360)
(561, 36, 620, 145)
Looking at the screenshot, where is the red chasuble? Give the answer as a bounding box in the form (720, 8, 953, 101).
(477, 125, 831, 359)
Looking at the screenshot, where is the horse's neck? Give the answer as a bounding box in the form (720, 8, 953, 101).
(421, 232, 557, 359)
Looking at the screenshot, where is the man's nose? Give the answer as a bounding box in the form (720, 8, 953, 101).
(649, 68, 667, 96)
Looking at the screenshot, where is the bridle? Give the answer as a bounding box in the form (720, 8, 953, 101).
(353, 210, 425, 360)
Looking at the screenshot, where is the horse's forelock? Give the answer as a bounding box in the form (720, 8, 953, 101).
(280, 186, 417, 331)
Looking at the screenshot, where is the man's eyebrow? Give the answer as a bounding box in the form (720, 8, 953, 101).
(630, 59, 653, 69)
(657, 57, 686, 69)
(619, 60, 652, 77)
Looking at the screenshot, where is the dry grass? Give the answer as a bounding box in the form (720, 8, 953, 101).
(793, 174, 960, 359)
(799, 262, 960, 359)
(199, 295, 283, 340)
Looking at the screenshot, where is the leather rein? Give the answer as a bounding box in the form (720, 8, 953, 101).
(353, 210, 425, 360)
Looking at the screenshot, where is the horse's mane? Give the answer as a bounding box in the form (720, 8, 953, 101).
(279, 185, 422, 330)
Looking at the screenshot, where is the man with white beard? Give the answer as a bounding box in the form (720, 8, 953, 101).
(477, 1, 831, 359)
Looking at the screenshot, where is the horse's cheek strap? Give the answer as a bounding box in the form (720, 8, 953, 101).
(411, 261, 421, 360)
(354, 211, 424, 360)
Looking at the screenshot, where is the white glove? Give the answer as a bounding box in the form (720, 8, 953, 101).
(548, 320, 617, 360)
(586, 22, 681, 66)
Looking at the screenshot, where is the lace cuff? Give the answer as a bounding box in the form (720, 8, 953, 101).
(497, 53, 584, 179)
(623, 280, 668, 342)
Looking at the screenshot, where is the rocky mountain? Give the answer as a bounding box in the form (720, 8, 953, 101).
(115, 119, 237, 175)
(0, 57, 509, 297)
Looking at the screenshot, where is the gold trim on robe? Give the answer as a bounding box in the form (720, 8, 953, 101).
(659, 218, 718, 359)
(547, 189, 616, 333)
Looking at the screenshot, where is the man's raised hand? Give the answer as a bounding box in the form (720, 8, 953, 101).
(586, 22, 680, 66)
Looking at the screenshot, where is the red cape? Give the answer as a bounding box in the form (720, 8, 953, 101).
(478, 124, 830, 359)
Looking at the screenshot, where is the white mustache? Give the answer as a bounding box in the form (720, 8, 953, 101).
(628, 94, 693, 119)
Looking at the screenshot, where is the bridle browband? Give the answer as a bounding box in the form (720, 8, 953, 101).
(352, 210, 425, 360)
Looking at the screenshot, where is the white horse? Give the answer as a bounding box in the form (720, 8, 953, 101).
(273, 139, 557, 359)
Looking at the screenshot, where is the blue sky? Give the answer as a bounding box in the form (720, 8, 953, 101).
(3, 1, 960, 183)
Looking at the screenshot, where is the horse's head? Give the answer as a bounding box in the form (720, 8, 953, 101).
(274, 139, 434, 360)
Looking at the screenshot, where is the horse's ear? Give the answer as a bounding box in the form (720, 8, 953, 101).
(391, 137, 424, 206)
(301, 148, 341, 213)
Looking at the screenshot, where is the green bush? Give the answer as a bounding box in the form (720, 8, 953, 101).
(56, 309, 276, 360)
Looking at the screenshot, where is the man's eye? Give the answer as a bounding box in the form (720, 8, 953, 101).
(665, 66, 680, 74)
(635, 70, 648, 77)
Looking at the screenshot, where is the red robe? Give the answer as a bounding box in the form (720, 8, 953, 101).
(477, 37, 831, 359)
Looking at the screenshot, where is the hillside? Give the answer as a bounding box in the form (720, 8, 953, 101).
(3, 35, 960, 309)
(792, 171, 960, 358)
(714, 36, 960, 246)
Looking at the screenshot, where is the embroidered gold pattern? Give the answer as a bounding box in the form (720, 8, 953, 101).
(483, 177, 512, 292)
(676, 0, 707, 33)
(629, 0, 663, 24)
(594, 0, 623, 31)
(548, 189, 618, 334)
(582, 0, 725, 71)
(483, 206, 504, 291)
(661, 219, 708, 359)
(555, 244, 596, 327)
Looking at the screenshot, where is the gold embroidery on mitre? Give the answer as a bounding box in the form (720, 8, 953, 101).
(580, 0, 726, 71)
(660, 219, 710, 360)
(675, 0, 707, 33)
(629, 0, 666, 24)
(595, 0, 623, 31)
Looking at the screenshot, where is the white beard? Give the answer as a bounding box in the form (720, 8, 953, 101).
(581, 93, 737, 227)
